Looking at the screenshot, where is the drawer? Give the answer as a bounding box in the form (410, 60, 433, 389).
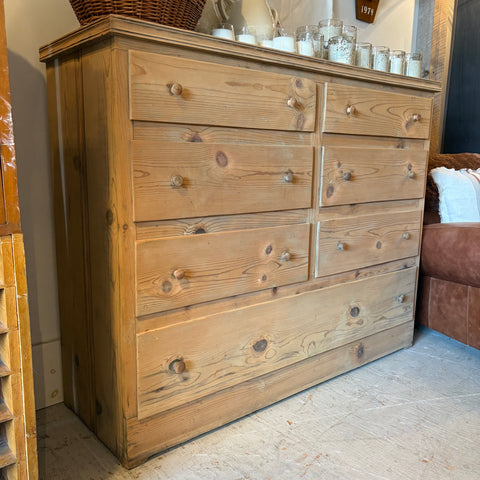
(316, 207, 422, 277)
(320, 146, 427, 206)
(137, 268, 416, 418)
(323, 84, 432, 138)
(129, 50, 317, 131)
(135, 224, 310, 316)
(132, 141, 314, 222)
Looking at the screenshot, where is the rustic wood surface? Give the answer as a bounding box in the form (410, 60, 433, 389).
(324, 83, 433, 139)
(129, 50, 317, 131)
(316, 207, 422, 277)
(320, 146, 427, 206)
(136, 223, 310, 315)
(137, 268, 416, 419)
(132, 142, 313, 221)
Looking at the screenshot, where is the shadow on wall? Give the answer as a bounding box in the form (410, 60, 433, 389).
(6, 48, 63, 409)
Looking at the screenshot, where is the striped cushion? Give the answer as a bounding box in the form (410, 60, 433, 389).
(430, 167, 480, 223)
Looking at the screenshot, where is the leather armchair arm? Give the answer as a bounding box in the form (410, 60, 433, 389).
(421, 223, 480, 288)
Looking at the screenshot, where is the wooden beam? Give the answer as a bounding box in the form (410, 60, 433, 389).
(430, 0, 457, 153)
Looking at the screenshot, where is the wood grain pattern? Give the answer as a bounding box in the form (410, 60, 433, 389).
(324, 83, 433, 139)
(129, 50, 317, 131)
(136, 224, 310, 315)
(132, 142, 313, 221)
(136, 210, 308, 240)
(137, 267, 415, 418)
(429, 0, 457, 153)
(320, 146, 427, 206)
(316, 208, 422, 277)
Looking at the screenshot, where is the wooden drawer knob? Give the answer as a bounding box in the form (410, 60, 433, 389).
(173, 269, 185, 280)
(171, 175, 184, 187)
(280, 251, 291, 262)
(169, 359, 186, 374)
(336, 241, 345, 251)
(402, 232, 411, 240)
(396, 294, 406, 304)
(286, 97, 299, 109)
(343, 171, 352, 181)
(346, 105, 356, 116)
(284, 171, 294, 183)
(407, 170, 415, 179)
(412, 113, 421, 122)
(169, 82, 183, 96)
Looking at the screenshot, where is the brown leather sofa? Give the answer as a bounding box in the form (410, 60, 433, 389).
(416, 153, 480, 349)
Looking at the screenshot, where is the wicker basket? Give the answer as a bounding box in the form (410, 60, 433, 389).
(69, 0, 207, 30)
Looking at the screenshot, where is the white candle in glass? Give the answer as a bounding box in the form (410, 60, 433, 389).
(236, 33, 257, 44)
(297, 40, 314, 56)
(273, 29, 296, 53)
(212, 28, 234, 40)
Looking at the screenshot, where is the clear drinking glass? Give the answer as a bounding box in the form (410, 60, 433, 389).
(373, 46, 390, 72)
(389, 50, 405, 75)
(355, 42, 372, 68)
(256, 31, 274, 48)
(319, 19, 343, 59)
(328, 35, 355, 65)
(272, 28, 296, 53)
(212, 22, 235, 41)
(296, 25, 318, 57)
(405, 52, 423, 77)
(342, 24, 357, 43)
(236, 25, 257, 45)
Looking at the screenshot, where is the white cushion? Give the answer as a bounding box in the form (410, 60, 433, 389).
(430, 167, 480, 223)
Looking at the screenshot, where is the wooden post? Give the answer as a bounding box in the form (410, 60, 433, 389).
(430, 0, 457, 153)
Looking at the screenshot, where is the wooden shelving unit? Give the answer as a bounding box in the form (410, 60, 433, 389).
(0, 0, 37, 477)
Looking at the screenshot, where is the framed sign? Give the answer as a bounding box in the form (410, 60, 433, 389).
(356, 0, 380, 23)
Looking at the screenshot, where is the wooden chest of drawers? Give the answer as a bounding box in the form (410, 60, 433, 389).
(40, 16, 440, 468)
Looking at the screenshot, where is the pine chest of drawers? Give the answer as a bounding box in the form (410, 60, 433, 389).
(40, 16, 441, 468)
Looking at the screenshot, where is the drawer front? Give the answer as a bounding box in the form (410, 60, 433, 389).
(316, 208, 421, 277)
(320, 146, 427, 206)
(323, 84, 432, 138)
(136, 224, 310, 316)
(137, 268, 416, 418)
(132, 142, 314, 222)
(129, 50, 317, 131)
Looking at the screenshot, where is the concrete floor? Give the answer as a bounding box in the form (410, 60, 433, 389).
(37, 327, 480, 479)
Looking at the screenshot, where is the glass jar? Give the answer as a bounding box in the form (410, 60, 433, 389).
(405, 52, 423, 77)
(236, 25, 257, 45)
(296, 25, 320, 57)
(256, 31, 273, 48)
(328, 35, 355, 65)
(355, 42, 372, 69)
(389, 50, 405, 75)
(212, 22, 235, 40)
(272, 28, 296, 53)
(319, 19, 343, 59)
(342, 24, 357, 43)
(373, 46, 390, 72)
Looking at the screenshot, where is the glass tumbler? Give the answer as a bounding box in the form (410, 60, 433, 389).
(373, 46, 390, 72)
(319, 19, 343, 59)
(273, 28, 296, 53)
(389, 50, 405, 75)
(212, 23, 235, 41)
(405, 52, 423, 77)
(355, 42, 372, 68)
(236, 26, 257, 45)
(296, 25, 318, 57)
(328, 35, 355, 65)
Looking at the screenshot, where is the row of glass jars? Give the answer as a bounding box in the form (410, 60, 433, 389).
(211, 19, 423, 78)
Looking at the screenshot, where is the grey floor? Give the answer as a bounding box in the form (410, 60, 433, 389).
(37, 327, 480, 480)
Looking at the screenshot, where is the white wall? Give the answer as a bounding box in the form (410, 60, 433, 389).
(4, 0, 79, 409)
(4, 0, 418, 411)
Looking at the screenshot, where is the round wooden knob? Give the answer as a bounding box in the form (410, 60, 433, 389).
(169, 82, 183, 96)
(343, 171, 352, 181)
(407, 170, 415, 179)
(284, 171, 294, 183)
(171, 175, 184, 187)
(169, 359, 186, 374)
(412, 113, 421, 122)
(336, 241, 345, 251)
(173, 269, 185, 280)
(396, 294, 406, 304)
(286, 97, 299, 109)
(346, 105, 356, 116)
(402, 232, 411, 240)
(280, 251, 291, 262)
